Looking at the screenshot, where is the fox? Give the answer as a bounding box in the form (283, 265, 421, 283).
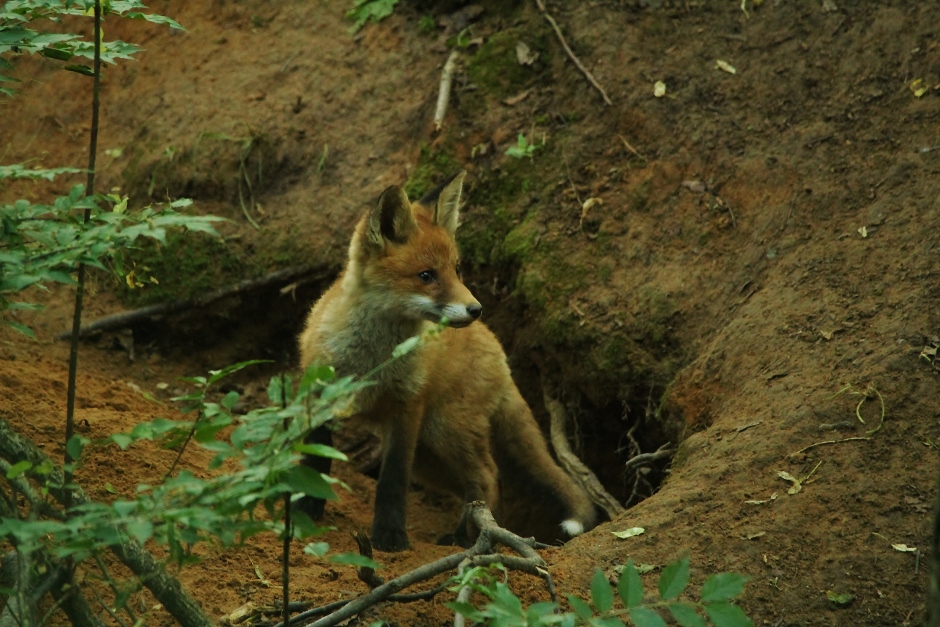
(297, 171, 597, 552)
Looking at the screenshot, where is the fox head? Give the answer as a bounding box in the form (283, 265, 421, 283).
(350, 171, 483, 328)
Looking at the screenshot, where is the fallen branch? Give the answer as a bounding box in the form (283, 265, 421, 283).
(0, 499, 105, 627)
(57, 264, 331, 339)
(534, 0, 612, 106)
(0, 418, 214, 627)
(434, 50, 459, 132)
(274, 502, 549, 627)
(542, 387, 625, 520)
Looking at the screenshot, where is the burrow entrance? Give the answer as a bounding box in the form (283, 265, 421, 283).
(100, 263, 679, 533)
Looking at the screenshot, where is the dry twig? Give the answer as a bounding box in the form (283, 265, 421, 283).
(618, 135, 647, 162)
(788, 436, 872, 457)
(434, 51, 460, 132)
(534, 0, 612, 106)
(542, 387, 625, 519)
(353, 531, 385, 589)
(274, 502, 551, 627)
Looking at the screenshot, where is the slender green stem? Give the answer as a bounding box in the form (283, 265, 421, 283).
(64, 0, 102, 502)
(281, 372, 291, 627)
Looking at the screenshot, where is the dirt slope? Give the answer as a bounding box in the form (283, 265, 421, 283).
(2, 0, 939, 625)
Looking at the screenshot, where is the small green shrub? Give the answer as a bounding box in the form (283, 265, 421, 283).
(450, 557, 754, 627)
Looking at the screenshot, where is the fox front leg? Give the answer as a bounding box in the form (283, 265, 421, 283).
(371, 404, 422, 552)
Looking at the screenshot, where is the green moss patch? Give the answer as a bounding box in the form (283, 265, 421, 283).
(115, 230, 248, 307)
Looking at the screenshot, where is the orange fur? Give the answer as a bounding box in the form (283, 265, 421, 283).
(298, 172, 596, 551)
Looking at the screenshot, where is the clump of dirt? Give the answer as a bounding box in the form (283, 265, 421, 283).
(2, 0, 939, 625)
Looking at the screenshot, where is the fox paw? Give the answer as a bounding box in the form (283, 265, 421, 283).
(371, 526, 411, 552)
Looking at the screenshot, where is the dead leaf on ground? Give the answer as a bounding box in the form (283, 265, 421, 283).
(777, 470, 802, 495)
(682, 180, 707, 193)
(715, 59, 737, 74)
(516, 41, 538, 66)
(221, 602, 258, 625)
(502, 89, 531, 106)
(612, 527, 645, 539)
(746, 492, 778, 505)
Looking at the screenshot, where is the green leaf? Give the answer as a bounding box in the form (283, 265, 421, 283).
(5, 460, 32, 479)
(658, 557, 690, 600)
(110, 433, 133, 450)
(125, 12, 184, 30)
(294, 443, 348, 461)
(594, 618, 627, 627)
(66, 435, 86, 462)
(220, 390, 239, 410)
(628, 607, 667, 627)
(700, 573, 749, 603)
(328, 552, 381, 569)
(617, 559, 644, 609)
(4, 320, 35, 338)
(281, 465, 338, 501)
(392, 335, 420, 358)
(39, 46, 73, 61)
(206, 359, 270, 386)
(446, 602, 485, 623)
(345, 0, 400, 33)
(703, 602, 753, 627)
(590, 568, 614, 613)
(125, 519, 153, 544)
(267, 375, 291, 405)
(667, 603, 707, 627)
(566, 594, 593, 621)
(293, 514, 331, 540)
(525, 601, 559, 624)
(303, 541, 329, 557)
(64, 64, 94, 76)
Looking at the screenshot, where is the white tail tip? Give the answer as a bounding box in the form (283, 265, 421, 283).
(561, 519, 585, 537)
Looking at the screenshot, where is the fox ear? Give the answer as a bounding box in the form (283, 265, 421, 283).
(368, 186, 417, 247)
(433, 170, 465, 237)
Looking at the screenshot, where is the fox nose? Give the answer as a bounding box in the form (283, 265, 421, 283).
(467, 303, 483, 320)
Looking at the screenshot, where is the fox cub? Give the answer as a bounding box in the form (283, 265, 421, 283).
(298, 171, 596, 551)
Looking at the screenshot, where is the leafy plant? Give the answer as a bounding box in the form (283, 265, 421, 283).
(0, 0, 181, 89)
(505, 134, 542, 159)
(0, 361, 370, 618)
(345, 0, 399, 34)
(450, 557, 753, 627)
(418, 14, 436, 35)
(0, 182, 221, 335)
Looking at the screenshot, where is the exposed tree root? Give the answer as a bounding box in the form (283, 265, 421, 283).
(542, 386, 625, 520)
(57, 263, 331, 339)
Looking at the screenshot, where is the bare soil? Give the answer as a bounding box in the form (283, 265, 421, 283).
(2, 1, 939, 625)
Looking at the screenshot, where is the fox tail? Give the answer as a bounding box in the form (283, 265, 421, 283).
(492, 388, 597, 537)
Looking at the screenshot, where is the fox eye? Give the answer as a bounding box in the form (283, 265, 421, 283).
(417, 270, 437, 284)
